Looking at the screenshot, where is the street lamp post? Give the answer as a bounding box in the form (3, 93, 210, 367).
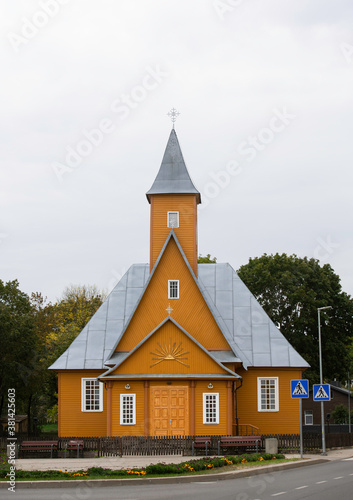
(317, 306, 332, 456)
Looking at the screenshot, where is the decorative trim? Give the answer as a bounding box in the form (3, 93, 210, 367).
(150, 339, 189, 368)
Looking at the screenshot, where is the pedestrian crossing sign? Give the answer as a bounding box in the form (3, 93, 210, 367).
(291, 379, 309, 398)
(313, 384, 331, 401)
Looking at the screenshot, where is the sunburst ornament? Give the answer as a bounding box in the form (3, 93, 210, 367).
(150, 339, 189, 368)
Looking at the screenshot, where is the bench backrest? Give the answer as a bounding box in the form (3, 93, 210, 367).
(221, 436, 261, 443)
(194, 436, 211, 443)
(22, 441, 58, 445)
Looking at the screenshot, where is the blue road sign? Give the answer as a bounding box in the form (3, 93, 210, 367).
(291, 379, 309, 398)
(313, 384, 330, 401)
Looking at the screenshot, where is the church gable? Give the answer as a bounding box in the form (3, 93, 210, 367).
(103, 318, 237, 378)
(115, 232, 232, 353)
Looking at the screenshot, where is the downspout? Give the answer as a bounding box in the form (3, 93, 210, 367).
(233, 378, 243, 436)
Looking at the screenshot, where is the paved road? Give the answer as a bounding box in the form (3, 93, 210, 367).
(2, 458, 352, 499)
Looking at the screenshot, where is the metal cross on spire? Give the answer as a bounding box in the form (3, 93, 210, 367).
(167, 108, 180, 129)
(166, 303, 173, 316)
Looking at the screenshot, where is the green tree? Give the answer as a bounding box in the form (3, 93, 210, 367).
(198, 254, 217, 263)
(0, 280, 36, 422)
(331, 404, 353, 424)
(237, 253, 353, 384)
(45, 285, 105, 367)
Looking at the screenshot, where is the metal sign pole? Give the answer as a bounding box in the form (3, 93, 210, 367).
(300, 398, 303, 459)
(291, 379, 309, 459)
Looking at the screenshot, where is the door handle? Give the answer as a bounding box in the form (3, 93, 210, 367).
(170, 419, 172, 425)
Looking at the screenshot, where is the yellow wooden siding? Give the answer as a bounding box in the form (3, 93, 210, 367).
(117, 237, 231, 352)
(150, 194, 197, 274)
(194, 381, 228, 435)
(58, 371, 106, 437)
(111, 320, 229, 376)
(236, 368, 303, 434)
(111, 381, 145, 436)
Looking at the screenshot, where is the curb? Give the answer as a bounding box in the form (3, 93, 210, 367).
(0, 458, 328, 489)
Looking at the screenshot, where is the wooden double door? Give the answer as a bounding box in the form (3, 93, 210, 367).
(150, 386, 189, 436)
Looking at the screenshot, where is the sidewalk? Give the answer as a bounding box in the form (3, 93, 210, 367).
(14, 447, 353, 472)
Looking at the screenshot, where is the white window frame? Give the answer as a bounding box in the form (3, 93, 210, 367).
(120, 394, 136, 425)
(257, 377, 279, 412)
(168, 280, 179, 299)
(203, 393, 219, 424)
(81, 378, 103, 412)
(304, 410, 313, 425)
(167, 211, 179, 228)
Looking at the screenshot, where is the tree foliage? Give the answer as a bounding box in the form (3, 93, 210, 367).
(0, 280, 36, 418)
(198, 254, 217, 263)
(0, 281, 104, 432)
(331, 404, 353, 424)
(237, 253, 353, 383)
(45, 285, 105, 367)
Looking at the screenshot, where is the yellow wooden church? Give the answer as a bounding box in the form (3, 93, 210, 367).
(50, 127, 309, 437)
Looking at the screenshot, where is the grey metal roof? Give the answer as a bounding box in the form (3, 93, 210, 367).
(146, 129, 201, 204)
(198, 264, 309, 369)
(49, 238, 309, 371)
(209, 351, 241, 363)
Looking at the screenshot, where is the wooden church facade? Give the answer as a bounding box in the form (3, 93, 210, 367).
(50, 129, 309, 437)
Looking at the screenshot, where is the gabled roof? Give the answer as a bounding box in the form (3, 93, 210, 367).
(50, 232, 309, 371)
(99, 316, 240, 380)
(146, 129, 201, 204)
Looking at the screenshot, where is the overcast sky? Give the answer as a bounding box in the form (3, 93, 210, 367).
(1, 0, 353, 304)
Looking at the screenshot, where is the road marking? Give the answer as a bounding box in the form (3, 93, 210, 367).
(334, 476, 343, 479)
(295, 486, 308, 490)
(194, 482, 217, 484)
(343, 458, 353, 461)
(272, 493, 286, 497)
(316, 480, 327, 484)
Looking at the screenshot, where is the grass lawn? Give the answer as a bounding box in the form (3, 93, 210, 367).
(39, 423, 58, 434)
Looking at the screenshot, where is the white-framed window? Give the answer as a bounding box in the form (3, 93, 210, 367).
(167, 211, 179, 228)
(168, 280, 179, 299)
(257, 377, 279, 412)
(304, 410, 313, 425)
(203, 393, 219, 424)
(81, 378, 103, 412)
(120, 394, 136, 425)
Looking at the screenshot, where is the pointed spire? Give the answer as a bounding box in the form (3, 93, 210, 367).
(146, 129, 201, 204)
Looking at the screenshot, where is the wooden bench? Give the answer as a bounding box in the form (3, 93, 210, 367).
(64, 440, 84, 458)
(192, 436, 211, 456)
(21, 440, 58, 458)
(218, 436, 261, 455)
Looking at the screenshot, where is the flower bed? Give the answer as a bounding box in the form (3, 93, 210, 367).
(0, 453, 285, 480)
